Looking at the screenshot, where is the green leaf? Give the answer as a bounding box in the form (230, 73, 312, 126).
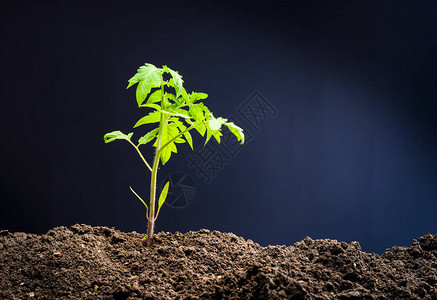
(158, 181, 170, 212)
(165, 92, 177, 102)
(140, 103, 161, 110)
(175, 122, 194, 150)
(194, 123, 206, 136)
(166, 78, 175, 88)
(157, 123, 180, 164)
(129, 186, 148, 209)
(190, 92, 208, 102)
(137, 63, 162, 85)
(134, 111, 161, 128)
(138, 128, 159, 145)
(168, 124, 180, 151)
(183, 131, 193, 150)
(160, 148, 170, 164)
(128, 63, 163, 106)
(212, 130, 222, 143)
(136, 80, 148, 107)
(181, 87, 189, 102)
(170, 117, 183, 127)
(164, 66, 183, 98)
(208, 118, 222, 131)
(202, 105, 212, 119)
(103, 131, 133, 143)
(217, 116, 228, 123)
(204, 127, 213, 145)
(162, 108, 191, 119)
(126, 73, 140, 89)
(172, 108, 191, 119)
(225, 122, 245, 144)
(160, 140, 177, 164)
(204, 126, 221, 145)
(146, 90, 162, 104)
(189, 105, 204, 122)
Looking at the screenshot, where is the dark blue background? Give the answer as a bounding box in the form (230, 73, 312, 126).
(1, 0, 435, 254)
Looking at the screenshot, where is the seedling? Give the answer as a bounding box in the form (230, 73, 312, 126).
(104, 63, 244, 245)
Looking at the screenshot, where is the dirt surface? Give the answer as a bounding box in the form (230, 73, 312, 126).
(0, 225, 436, 299)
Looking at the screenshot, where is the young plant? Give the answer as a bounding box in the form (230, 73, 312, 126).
(104, 63, 244, 245)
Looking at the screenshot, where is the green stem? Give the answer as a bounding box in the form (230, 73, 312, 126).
(146, 147, 160, 246)
(127, 140, 152, 172)
(146, 82, 165, 246)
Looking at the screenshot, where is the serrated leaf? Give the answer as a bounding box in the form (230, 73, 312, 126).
(208, 118, 222, 131)
(212, 130, 222, 143)
(126, 73, 141, 89)
(181, 87, 189, 102)
(158, 123, 180, 164)
(165, 92, 177, 102)
(168, 124, 180, 148)
(164, 66, 183, 98)
(183, 131, 193, 150)
(204, 127, 213, 145)
(170, 117, 183, 127)
(134, 111, 161, 128)
(217, 117, 228, 123)
(160, 148, 170, 164)
(204, 121, 222, 145)
(190, 92, 208, 102)
(225, 122, 245, 144)
(138, 128, 159, 145)
(189, 105, 204, 122)
(103, 131, 133, 143)
(128, 63, 163, 106)
(160, 142, 175, 164)
(136, 80, 148, 106)
(158, 181, 170, 212)
(194, 123, 206, 136)
(146, 90, 162, 104)
(173, 122, 193, 150)
(172, 73, 183, 98)
(166, 78, 175, 88)
(137, 63, 162, 85)
(203, 105, 211, 119)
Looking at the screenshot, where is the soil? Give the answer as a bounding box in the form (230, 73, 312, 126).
(0, 225, 436, 299)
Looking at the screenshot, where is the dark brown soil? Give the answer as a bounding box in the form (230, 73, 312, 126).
(0, 225, 436, 299)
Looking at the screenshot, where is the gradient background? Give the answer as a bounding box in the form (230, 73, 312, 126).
(1, 0, 435, 254)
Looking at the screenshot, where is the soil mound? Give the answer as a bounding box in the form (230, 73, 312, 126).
(0, 225, 436, 299)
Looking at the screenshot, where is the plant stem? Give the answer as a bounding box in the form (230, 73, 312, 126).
(127, 140, 152, 172)
(146, 146, 160, 246)
(146, 82, 165, 246)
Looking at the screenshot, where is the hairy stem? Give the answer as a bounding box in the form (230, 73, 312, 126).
(146, 82, 165, 246)
(146, 147, 160, 245)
